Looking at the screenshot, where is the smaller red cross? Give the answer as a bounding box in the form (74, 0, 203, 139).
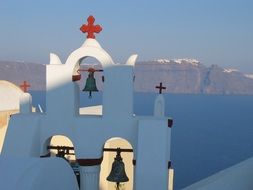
(156, 82, 166, 94)
(80, 15, 102, 39)
(20, 81, 31, 92)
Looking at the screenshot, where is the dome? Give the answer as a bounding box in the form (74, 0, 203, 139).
(0, 80, 23, 111)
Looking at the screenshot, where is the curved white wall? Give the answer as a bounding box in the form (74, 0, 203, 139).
(183, 157, 253, 190)
(0, 156, 79, 190)
(0, 80, 23, 111)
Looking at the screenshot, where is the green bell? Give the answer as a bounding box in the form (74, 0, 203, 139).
(82, 72, 98, 98)
(107, 148, 129, 189)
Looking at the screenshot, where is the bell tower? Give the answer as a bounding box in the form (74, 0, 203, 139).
(1, 15, 173, 190)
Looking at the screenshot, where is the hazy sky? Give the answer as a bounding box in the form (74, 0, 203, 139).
(0, 0, 252, 72)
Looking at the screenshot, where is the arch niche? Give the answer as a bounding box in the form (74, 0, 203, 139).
(66, 39, 115, 78)
(41, 135, 80, 185)
(65, 39, 115, 116)
(76, 57, 104, 114)
(41, 135, 76, 160)
(100, 137, 134, 190)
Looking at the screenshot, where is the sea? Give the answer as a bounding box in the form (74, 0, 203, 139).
(30, 91, 253, 189)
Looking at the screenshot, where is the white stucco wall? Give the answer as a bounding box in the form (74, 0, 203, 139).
(135, 119, 170, 189)
(0, 156, 79, 190)
(183, 157, 253, 190)
(1, 38, 172, 190)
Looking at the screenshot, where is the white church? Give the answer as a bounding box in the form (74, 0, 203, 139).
(1, 16, 253, 190)
(0, 16, 173, 190)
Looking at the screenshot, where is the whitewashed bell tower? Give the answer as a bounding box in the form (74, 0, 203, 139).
(1, 15, 173, 190)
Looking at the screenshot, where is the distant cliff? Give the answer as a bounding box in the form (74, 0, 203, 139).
(0, 61, 46, 91)
(135, 59, 253, 95)
(1, 59, 253, 95)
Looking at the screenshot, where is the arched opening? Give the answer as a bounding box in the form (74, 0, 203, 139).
(72, 57, 104, 116)
(100, 138, 134, 190)
(42, 135, 80, 186)
(49, 135, 76, 160)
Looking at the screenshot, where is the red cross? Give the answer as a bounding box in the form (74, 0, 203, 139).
(156, 82, 166, 94)
(80, 15, 102, 39)
(20, 81, 31, 92)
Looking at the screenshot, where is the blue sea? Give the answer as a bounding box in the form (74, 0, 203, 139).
(30, 91, 253, 189)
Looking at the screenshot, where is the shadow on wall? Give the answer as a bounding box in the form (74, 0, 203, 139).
(0, 110, 19, 152)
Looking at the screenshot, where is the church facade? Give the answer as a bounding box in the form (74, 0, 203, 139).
(1, 16, 172, 190)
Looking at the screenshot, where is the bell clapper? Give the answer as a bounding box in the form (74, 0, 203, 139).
(116, 182, 119, 189)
